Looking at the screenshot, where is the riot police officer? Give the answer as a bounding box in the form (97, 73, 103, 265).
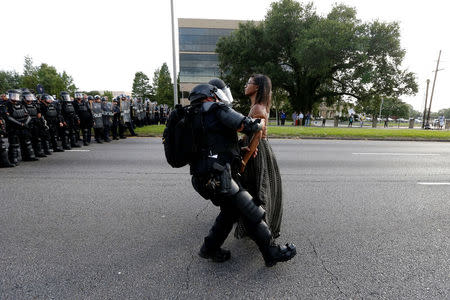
(187, 84, 296, 267)
(60, 91, 80, 149)
(0, 93, 14, 167)
(40, 94, 64, 152)
(101, 96, 113, 142)
(5, 89, 38, 164)
(73, 92, 93, 146)
(119, 95, 137, 137)
(22, 89, 46, 157)
(111, 97, 121, 140)
(91, 95, 104, 143)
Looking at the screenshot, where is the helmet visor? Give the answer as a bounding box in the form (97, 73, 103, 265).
(214, 89, 232, 106)
(62, 94, 71, 101)
(24, 94, 36, 101)
(9, 92, 20, 101)
(222, 86, 234, 106)
(45, 95, 55, 102)
(74, 92, 83, 99)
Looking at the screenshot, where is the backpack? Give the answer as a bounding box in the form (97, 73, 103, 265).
(162, 104, 203, 168)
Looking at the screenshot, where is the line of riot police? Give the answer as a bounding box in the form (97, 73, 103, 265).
(0, 89, 141, 168)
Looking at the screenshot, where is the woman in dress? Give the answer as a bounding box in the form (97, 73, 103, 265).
(235, 74, 283, 238)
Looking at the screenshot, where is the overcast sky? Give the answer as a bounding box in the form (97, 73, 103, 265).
(1, 0, 448, 111)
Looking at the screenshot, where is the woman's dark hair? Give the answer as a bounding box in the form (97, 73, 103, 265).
(251, 74, 272, 112)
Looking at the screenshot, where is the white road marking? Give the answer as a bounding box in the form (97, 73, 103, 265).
(65, 149, 91, 152)
(417, 182, 450, 185)
(352, 153, 440, 156)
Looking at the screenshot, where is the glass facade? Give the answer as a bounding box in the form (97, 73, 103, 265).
(179, 27, 234, 84)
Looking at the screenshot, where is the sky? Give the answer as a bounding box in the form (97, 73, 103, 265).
(1, 0, 448, 111)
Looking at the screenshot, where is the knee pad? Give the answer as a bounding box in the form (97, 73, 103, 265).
(232, 190, 265, 224)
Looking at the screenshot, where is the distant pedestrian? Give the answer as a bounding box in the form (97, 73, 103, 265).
(322, 116, 326, 127)
(280, 111, 286, 125)
(384, 116, 389, 128)
(360, 114, 365, 127)
(298, 112, 303, 126)
(292, 111, 297, 126)
(439, 115, 445, 129)
(348, 115, 353, 127)
(304, 112, 310, 127)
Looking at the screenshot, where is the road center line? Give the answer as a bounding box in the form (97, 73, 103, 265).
(352, 153, 440, 156)
(65, 149, 91, 152)
(417, 182, 450, 185)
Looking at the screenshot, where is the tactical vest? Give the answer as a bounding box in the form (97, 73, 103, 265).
(12, 104, 29, 122)
(46, 103, 58, 120)
(25, 103, 38, 119)
(63, 101, 76, 114)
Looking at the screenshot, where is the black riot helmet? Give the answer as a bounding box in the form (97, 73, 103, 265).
(208, 78, 234, 106)
(21, 90, 37, 102)
(94, 95, 101, 101)
(87, 95, 94, 101)
(8, 89, 21, 102)
(101, 96, 106, 101)
(42, 94, 55, 103)
(74, 92, 83, 99)
(60, 91, 71, 102)
(188, 84, 218, 103)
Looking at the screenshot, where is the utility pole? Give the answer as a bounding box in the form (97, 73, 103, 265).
(426, 50, 442, 127)
(422, 79, 430, 128)
(170, 0, 178, 107)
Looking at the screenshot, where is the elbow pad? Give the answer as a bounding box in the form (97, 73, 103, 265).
(241, 117, 263, 135)
(216, 104, 245, 130)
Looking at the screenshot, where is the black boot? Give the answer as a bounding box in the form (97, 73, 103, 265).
(71, 134, 81, 147)
(23, 140, 39, 161)
(82, 129, 89, 146)
(0, 142, 15, 168)
(248, 220, 296, 267)
(34, 138, 46, 157)
(42, 140, 52, 155)
(198, 210, 234, 263)
(62, 135, 71, 150)
(8, 143, 20, 165)
(52, 138, 64, 152)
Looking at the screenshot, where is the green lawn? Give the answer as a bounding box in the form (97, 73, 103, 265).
(134, 124, 450, 141)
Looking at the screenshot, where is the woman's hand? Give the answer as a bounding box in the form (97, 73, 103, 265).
(241, 146, 258, 158)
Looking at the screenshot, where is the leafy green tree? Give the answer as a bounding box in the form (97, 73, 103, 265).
(437, 108, 450, 119)
(0, 70, 22, 92)
(102, 90, 114, 100)
(132, 71, 153, 99)
(153, 63, 174, 106)
(216, 0, 417, 114)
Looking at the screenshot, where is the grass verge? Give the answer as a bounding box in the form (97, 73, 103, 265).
(133, 125, 450, 141)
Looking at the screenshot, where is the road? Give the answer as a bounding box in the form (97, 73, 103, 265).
(1, 138, 449, 299)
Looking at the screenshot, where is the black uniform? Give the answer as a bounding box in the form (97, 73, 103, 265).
(6, 98, 38, 164)
(40, 97, 64, 152)
(101, 100, 113, 142)
(0, 97, 14, 167)
(73, 98, 93, 146)
(23, 100, 46, 157)
(186, 84, 296, 267)
(60, 98, 80, 149)
(111, 100, 120, 140)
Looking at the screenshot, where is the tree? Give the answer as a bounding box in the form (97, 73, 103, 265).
(132, 71, 153, 99)
(0, 70, 21, 91)
(153, 63, 173, 106)
(216, 0, 417, 114)
(102, 90, 114, 100)
(19, 56, 77, 96)
(437, 108, 450, 119)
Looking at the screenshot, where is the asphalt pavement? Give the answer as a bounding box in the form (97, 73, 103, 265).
(1, 138, 449, 299)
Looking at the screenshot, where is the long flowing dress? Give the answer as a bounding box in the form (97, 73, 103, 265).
(235, 105, 283, 238)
